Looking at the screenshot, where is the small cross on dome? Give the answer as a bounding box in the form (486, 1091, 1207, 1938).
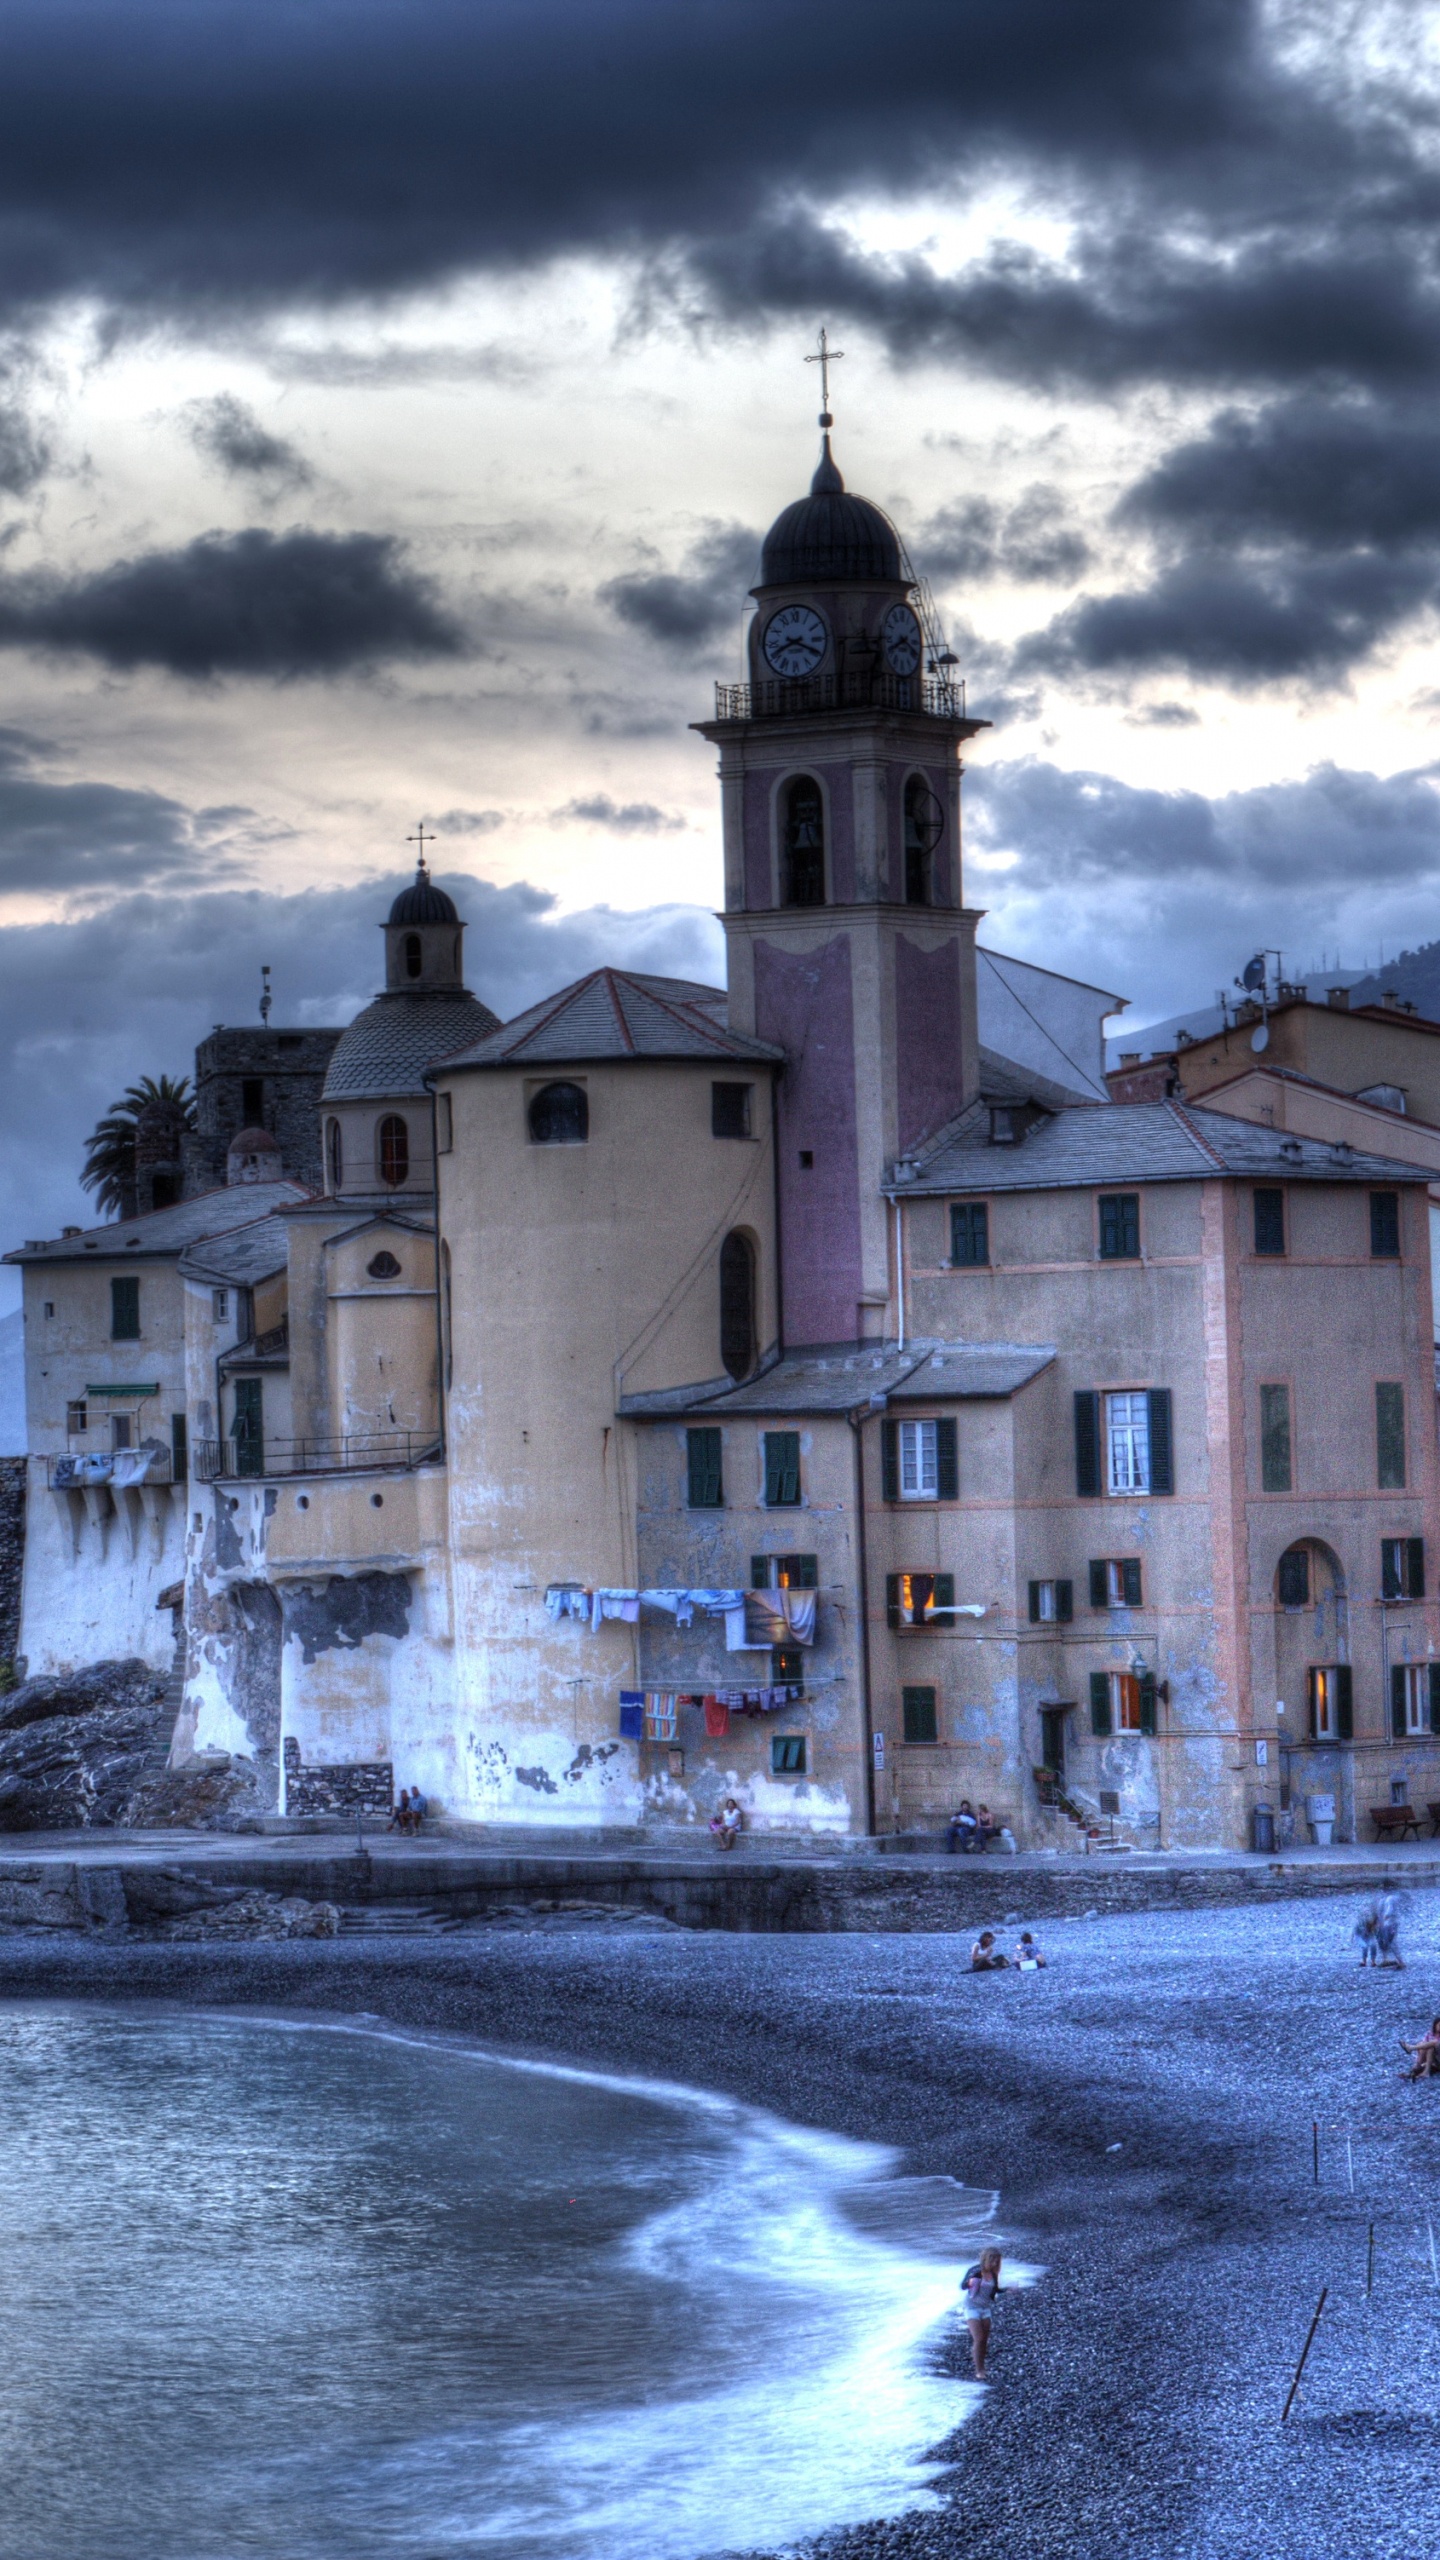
(406, 821, 436, 881)
(805, 327, 844, 428)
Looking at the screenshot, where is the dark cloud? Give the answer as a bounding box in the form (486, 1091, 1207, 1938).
(432, 808, 504, 835)
(0, 869, 723, 1249)
(601, 524, 760, 651)
(1122, 396, 1440, 551)
(0, 400, 46, 496)
(1125, 701, 1200, 728)
(183, 392, 312, 487)
(1016, 552, 1440, 684)
(921, 484, 1090, 586)
(0, 725, 250, 893)
(552, 794, 686, 834)
(0, 528, 462, 678)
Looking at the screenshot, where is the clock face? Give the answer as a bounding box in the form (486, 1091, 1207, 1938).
(882, 603, 923, 676)
(763, 605, 828, 677)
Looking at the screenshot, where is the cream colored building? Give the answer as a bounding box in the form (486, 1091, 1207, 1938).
(9, 430, 1440, 1850)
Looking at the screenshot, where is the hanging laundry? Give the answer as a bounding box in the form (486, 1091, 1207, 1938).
(618, 1691, 645, 1740)
(741, 1591, 789, 1648)
(545, 1586, 590, 1623)
(702, 1695, 730, 1738)
(640, 1590, 697, 1627)
(779, 1589, 816, 1645)
(591, 1588, 640, 1631)
(644, 1692, 678, 1742)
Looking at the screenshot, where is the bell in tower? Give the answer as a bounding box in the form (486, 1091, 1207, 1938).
(695, 393, 991, 1348)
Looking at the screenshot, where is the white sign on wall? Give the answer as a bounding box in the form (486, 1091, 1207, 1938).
(873, 1733, 885, 1770)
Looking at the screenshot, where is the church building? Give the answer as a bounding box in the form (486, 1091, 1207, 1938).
(9, 425, 1440, 1851)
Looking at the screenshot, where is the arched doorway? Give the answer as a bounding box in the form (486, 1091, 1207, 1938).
(1272, 1537, 1349, 1831)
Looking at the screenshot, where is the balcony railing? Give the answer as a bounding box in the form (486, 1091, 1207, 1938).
(195, 1430, 440, 1482)
(713, 672, 967, 723)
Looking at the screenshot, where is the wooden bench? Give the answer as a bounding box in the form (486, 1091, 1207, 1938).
(1369, 1804, 1421, 1842)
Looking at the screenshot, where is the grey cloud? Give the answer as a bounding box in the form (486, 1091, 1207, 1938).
(183, 392, 312, 487)
(1125, 701, 1200, 728)
(921, 484, 1091, 587)
(551, 795, 687, 834)
(1015, 552, 1439, 685)
(0, 725, 250, 893)
(600, 523, 760, 652)
(1121, 396, 1440, 551)
(432, 808, 504, 835)
(0, 528, 462, 679)
(0, 870, 724, 1247)
(0, 400, 47, 497)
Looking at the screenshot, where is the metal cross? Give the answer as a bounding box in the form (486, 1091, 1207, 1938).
(406, 822, 436, 869)
(805, 327, 844, 417)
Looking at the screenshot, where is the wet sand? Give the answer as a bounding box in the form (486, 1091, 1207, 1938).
(1, 1895, 1437, 2560)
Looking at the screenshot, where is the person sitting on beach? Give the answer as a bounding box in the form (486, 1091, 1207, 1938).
(1015, 1932, 1046, 1969)
(960, 2247, 1004, 2380)
(947, 1801, 979, 1855)
(970, 1931, 1008, 1971)
(709, 1797, 743, 1850)
(1401, 2016, 1440, 2078)
(389, 1789, 411, 1833)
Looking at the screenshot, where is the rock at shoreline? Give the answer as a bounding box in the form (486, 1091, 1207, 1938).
(0, 1658, 264, 1830)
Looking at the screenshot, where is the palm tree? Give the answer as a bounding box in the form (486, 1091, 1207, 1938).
(81, 1075, 196, 1220)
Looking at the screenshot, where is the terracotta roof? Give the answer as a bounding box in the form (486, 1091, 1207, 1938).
(435, 970, 784, 1070)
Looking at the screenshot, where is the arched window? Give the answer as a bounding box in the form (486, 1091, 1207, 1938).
(326, 1117, 343, 1193)
(904, 776, 945, 907)
(781, 777, 826, 907)
(366, 1251, 401, 1280)
(377, 1115, 410, 1186)
(719, 1231, 757, 1380)
(404, 931, 423, 980)
(528, 1082, 588, 1145)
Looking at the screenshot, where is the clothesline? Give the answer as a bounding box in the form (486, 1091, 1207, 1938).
(545, 1584, 816, 1650)
(619, 1686, 804, 1740)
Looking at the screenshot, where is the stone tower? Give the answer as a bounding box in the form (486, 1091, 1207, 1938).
(696, 430, 989, 1346)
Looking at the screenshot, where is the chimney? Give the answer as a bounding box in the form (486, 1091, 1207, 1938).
(1383, 989, 1401, 1008)
(1327, 986, 1350, 1009)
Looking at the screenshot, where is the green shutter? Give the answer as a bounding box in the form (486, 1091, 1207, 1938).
(1028, 1580, 1041, 1623)
(1075, 1393, 1101, 1497)
(1088, 1559, 1107, 1608)
(1147, 1390, 1174, 1495)
(110, 1275, 140, 1341)
(170, 1412, 188, 1482)
(1056, 1578, 1073, 1623)
(1122, 1558, 1143, 1607)
(1376, 1384, 1406, 1490)
(1138, 1669, 1157, 1735)
(1336, 1664, 1353, 1741)
(764, 1431, 800, 1506)
(934, 1573, 955, 1615)
(935, 1417, 958, 1501)
(1408, 1537, 1425, 1599)
(687, 1426, 723, 1509)
(1381, 1538, 1401, 1601)
(881, 1419, 899, 1502)
(751, 1554, 771, 1588)
(1429, 1664, 1440, 1735)
(1392, 1662, 1408, 1739)
(902, 1687, 938, 1744)
(1090, 1671, 1112, 1736)
(886, 1575, 900, 1631)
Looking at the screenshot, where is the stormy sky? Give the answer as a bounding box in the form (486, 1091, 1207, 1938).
(1, 0, 1440, 1267)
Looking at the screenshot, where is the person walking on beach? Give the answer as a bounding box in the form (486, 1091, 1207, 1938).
(961, 2247, 1003, 2379)
(1354, 1901, 1381, 1966)
(1377, 1884, 1405, 1969)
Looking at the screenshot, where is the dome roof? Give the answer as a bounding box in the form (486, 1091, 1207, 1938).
(388, 862, 459, 927)
(759, 438, 903, 588)
(227, 1126, 279, 1154)
(322, 989, 500, 1104)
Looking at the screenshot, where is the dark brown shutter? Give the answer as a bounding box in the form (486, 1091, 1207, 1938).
(935, 1418, 958, 1500)
(1147, 1390, 1174, 1494)
(1408, 1537, 1425, 1598)
(1056, 1579, 1073, 1622)
(1075, 1392, 1101, 1497)
(1028, 1581, 1042, 1624)
(1122, 1558, 1143, 1607)
(1336, 1665, 1353, 1740)
(881, 1419, 899, 1502)
(1088, 1559, 1107, 1608)
(1392, 1662, 1408, 1739)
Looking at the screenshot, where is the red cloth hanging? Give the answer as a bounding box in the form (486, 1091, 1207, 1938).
(702, 1695, 730, 1737)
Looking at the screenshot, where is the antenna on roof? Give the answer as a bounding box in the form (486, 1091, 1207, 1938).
(259, 964, 272, 1027)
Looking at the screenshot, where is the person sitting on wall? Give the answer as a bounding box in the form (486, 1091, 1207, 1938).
(709, 1797, 743, 1850)
(975, 1803, 997, 1851)
(947, 1801, 979, 1855)
(390, 1789, 411, 1833)
(408, 1788, 428, 1835)
(970, 1932, 1008, 1971)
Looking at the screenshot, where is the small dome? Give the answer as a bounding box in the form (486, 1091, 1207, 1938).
(229, 1125, 278, 1155)
(759, 438, 903, 588)
(388, 862, 458, 927)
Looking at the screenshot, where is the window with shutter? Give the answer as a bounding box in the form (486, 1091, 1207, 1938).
(881, 1419, 899, 1502)
(110, 1275, 140, 1341)
(1381, 1534, 1423, 1599)
(1098, 1193, 1141, 1259)
(1395, 1664, 1431, 1735)
(1253, 1188, 1286, 1255)
(1105, 1392, 1151, 1493)
(170, 1413, 188, 1483)
(1089, 1671, 1112, 1735)
(1376, 1383, 1406, 1489)
(719, 1232, 757, 1381)
(1028, 1579, 1071, 1624)
(1147, 1390, 1174, 1495)
(771, 1734, 807, 1773)
(777, 1554, 818, 1588)
(763, 1431, 801, 1507)
(1260, 1384, 1292, 1492)
(1122, 1558, 1143, 1607)
(898, 1419, 939, 1499)
(1311, 1663, 1351, 1739)
(902, 1687, 938, 1743)
(950, 1202, 989, 1266)
(936, 1418, 958, 1500)
(1370, 1191, 1401, 1258)
(686, 1427, 723, 1510)
(1277, 1547, 1309, 1608)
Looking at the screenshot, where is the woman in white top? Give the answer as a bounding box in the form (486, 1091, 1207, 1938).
(961, 2246, 1003, 2379)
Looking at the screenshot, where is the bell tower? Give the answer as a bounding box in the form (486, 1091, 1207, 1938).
(696, 417, 990, 1348)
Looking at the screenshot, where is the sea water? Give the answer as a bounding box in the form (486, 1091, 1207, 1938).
(0, 2001, 1008, 2559)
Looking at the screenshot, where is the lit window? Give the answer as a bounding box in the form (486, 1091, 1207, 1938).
(1105, 1392, 1150, 1494)
(1307, 1664, 1351, 1739)
(1090, 1669, 1155, 1733)
(377, 1116, 409, 1187)
(899, 1419, 938, 1499)
(888, 1572, 956, 1628)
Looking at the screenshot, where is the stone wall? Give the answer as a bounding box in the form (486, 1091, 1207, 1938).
(185, 1027, 341, 1196)
(283, 1737, 394, 1814)
(0, 1457, 25, 1673)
